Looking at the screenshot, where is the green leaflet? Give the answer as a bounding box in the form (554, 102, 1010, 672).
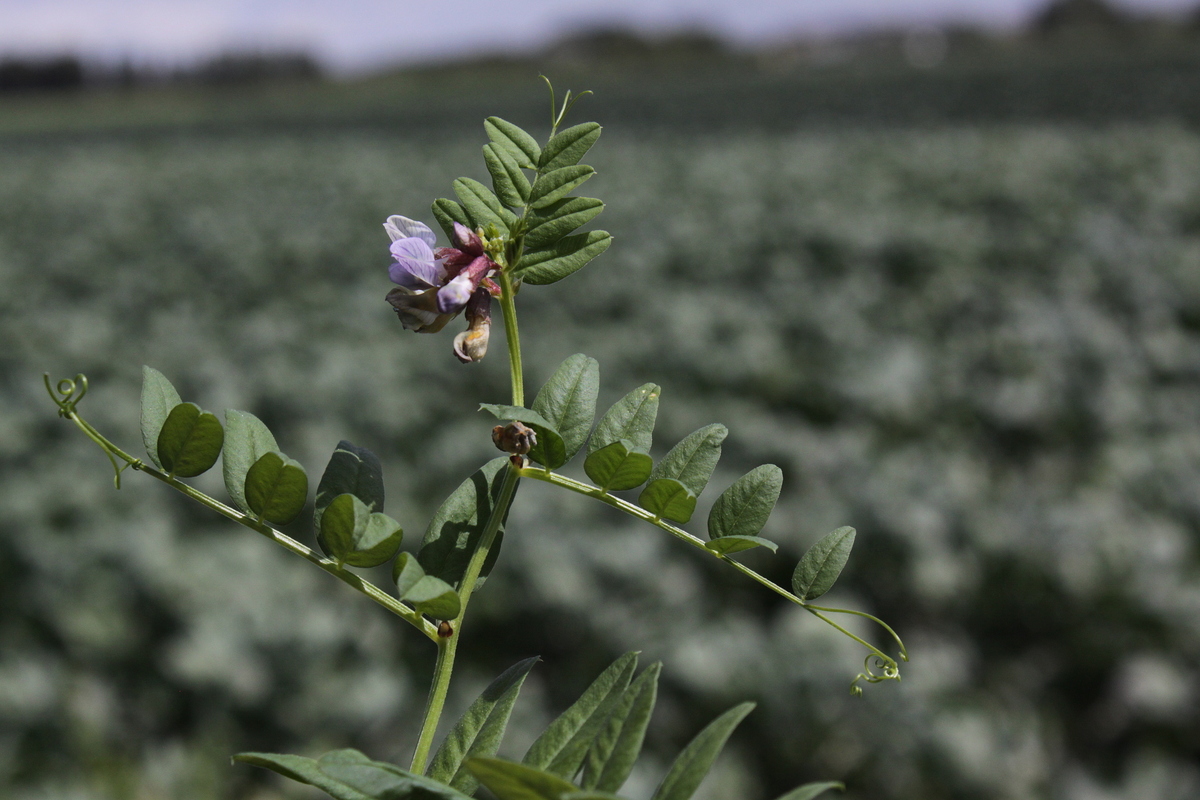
(479, 404, 567, 469)
(707, 464, 783, 540)
(418, 457, 512, 591)
(485, 116, 541, 170)
(393, 553, 460, 619)
(523, 197, 604, 250)
(792, 526, 856, 602)
(157, 402, 223, 478)
(432, 197, 471, 242)
(580, 662, 661, 793)
(223, 409, 279, 514)
(233, 752, 374, 800)
(234, 749, 476, 800)
(771, 782, 845, 800)
(484, 143, 531, 207)
(429, 657, 540, 794)
(638, 479, 697, 524)
(704, 536, 778, 556)
(244, 451, 308, 525)
(523, 652, 639, 778)
(539, 122, 601, 172)
(465, 757, 579, 800)
(139, 366, 181, 470)
(516, 231, 612, 286)
(531, 354, 599, 463)
(649, 702, 755, 800)
(318, 493, 403, 568)
(314, 439, 385, 535)
(647, 423, 727, 497)
(453, 177, 515, 234)
(584, 440, 653, 492)
(589, 384, 660, 455)
(529, 165, 595, 209)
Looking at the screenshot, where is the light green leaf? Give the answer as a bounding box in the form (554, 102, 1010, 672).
(429, 657, 540, 793)
(584, 440, 653, 492)
(157, 402, 223, 478)
(648, 423, 727, 497)
(319, 494, 403, 567)
(523, 652, 638, 778)
(523, 197, 604, 250)
(529, 165, 595, 209)
(772, 781, 845, 800)
(403, 575, 460, 619)
(466, 757, 579, 800)
(244, 451, 308, 525)
(392, 550, 426, 597)
(707, 464, 783, 541)
(432, 197, 471, 242)
(234, 752, 373, 800)
(316, 750, 477, 800)
(485, 116, 541, 169)
(454, 177, 514, 234)
(650, 702, 755, 800)
(792, 526, 856, 602)
(418, 457, 512, 591)
(703, 536, 778, 556)
(539, 122, 601, 172)
(479, 404, 567, 469)
(223, 409, 279, 513)
(589, 384, 660, 455)
(637, 479, 697, 524)
(484, 143, 531, 207)
(531, 354, 599, 463)
(314, 440, 385, 536)
(516, 231, 612, 286)
(140, 366, 181, 469)
(580, 662, 661, 793)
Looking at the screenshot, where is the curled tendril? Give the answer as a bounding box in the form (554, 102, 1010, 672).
(44, 372, 128, 488)
(850, 654, 902, 696)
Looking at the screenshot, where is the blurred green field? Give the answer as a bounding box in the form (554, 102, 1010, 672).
(2, 55, 1200, 800)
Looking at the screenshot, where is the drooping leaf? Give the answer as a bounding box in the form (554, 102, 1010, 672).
(539, 122, 601, 172)
(314, 440, 385, 535)
(484, 143, 531, 207)
(580, 662, 661, 793)
(466, 757, 579, 800)
(485, 116, 541, 170)
(516, 231, 612, 286)
(524, 652, 638, 778)
(707, 464, 783, 541)
(319, 493, 403, 567)
(244, 451, 309, 525)
(590, 384, 660, 455)
(432, 197, 472, 242)
(157, 402, 223, 478)
(234, 752, 374, 800)
(392, 550, 426, 597)
(317, 751, 477, 800)
(479, 404, 566, 469)
(792, 526, 856, 602)
(223, 409, 279, 513)
(418, 457, 512, 591)
(649, 702, 755, 800)
(428, 657, 540, 793)
(531, 354, 599, 463)
(529, 165, 595, 209)
(402, 575, 461, 619)
(140, 366, 181, 469)
(523, 197, 604, 249)
(454, 177, 514, 234)
(771, 781, 845, 800)
(648, 424, 727, 497)
(637, 479, 697, 524)
(704, 536, 778, 556)
(584, 440, 653, 492)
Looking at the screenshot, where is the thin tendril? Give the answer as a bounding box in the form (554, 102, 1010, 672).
(44, 373, 125, 487)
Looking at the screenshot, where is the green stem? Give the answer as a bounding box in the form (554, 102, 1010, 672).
(498, 270, 524, 407)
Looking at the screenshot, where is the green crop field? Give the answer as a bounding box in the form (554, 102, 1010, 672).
(3, 52, 1200, 799)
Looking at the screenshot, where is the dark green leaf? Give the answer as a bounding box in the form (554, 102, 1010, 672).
(319, 493, 403, 567)
(429, 657, 540, 794)
(316, 750, 477, 800)
(772, 781, 845, 800)
(485, 116, 541, 170)
(402, 575, 460, 619)
(465, 757, 579, 800)
(454, 177, 514, 234)
(244, 451, 309, 525)
(650, 702, 755, 800)
(561, 793, 625, 800)
(432, 197, 471, 242)
(529, 165, 595, 209)
(648, 424, 727, 497)
(590, 384, 660, 455)
(233, 752, 373, 800)
(523, 652, 638, 778)
(707, 464, 783, 541)
(523, 197, 604, 250)
(418, 457, 512, 591)
(584, 440, 653, 492)
(637, 479, 697, 524)
(140, 366, 181, 470)
(704, 536, 778, 556)
(580, 662, 661, 793)
(484, 143, 531, 207)
(223, 409, 278, 512)
(531, 354, 599, 462)
(314, 439, 385, 536)
(516, 231, 612, 286)
(539, 122, 601, 172)
(792, 526, 856, 602)
(479, 404, 566, 470)
(157, 402, 223, 478)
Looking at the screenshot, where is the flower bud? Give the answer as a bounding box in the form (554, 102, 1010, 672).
(453, 286, 492, 363)
(492, 422, 537, 455)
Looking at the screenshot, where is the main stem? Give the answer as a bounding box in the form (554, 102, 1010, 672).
(409, 281, 525, 774)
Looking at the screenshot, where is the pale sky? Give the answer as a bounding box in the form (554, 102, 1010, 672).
(1, 0, 1196, 73)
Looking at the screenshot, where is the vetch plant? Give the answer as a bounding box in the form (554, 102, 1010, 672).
(44, 81, 906, 800)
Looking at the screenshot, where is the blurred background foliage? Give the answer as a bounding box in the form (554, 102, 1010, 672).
(3, 1, 1200, 798)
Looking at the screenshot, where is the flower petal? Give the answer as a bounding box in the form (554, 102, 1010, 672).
(386, 287, 455, 333)
(389, 239, 445, 288)
(384, 215, 437, 247)
(437, 273, 474, 313)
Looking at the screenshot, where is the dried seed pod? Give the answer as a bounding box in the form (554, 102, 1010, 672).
(492, 421, 537, 455)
